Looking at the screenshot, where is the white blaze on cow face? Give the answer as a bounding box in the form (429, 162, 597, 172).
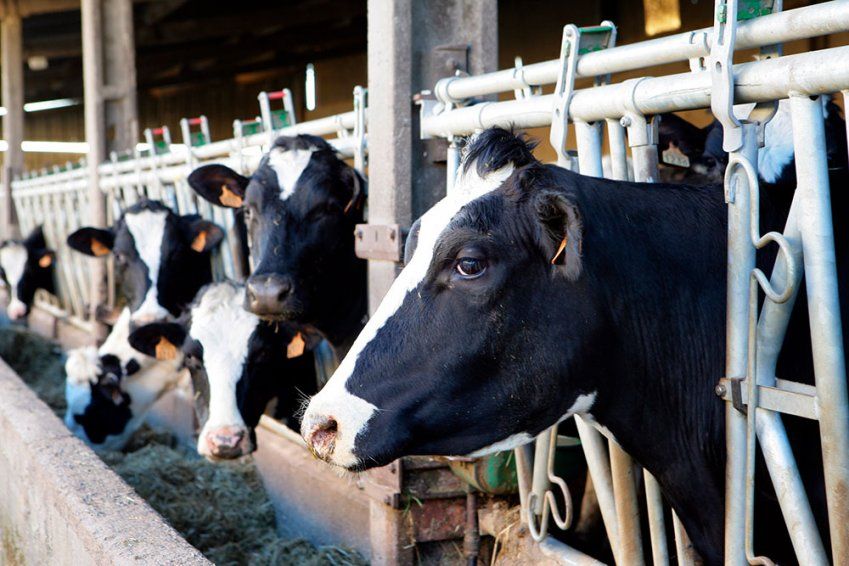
(0, 243, 29, 319)
(269, 146, 316, 201)
(302, 160, 515, 468)
(124, 209, 169, 324)
(188, 283, 260, 456)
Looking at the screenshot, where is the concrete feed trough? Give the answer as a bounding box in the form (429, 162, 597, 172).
(0, 356, 209, 565)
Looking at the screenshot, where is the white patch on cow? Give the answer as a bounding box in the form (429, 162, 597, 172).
(64, 307, 184, 450)
(0, 243, 28, 319)
(269, 146, 316, 201)
(757, 97, 831, 184)
(302, 159, 515, 468)
(189, 283, 260, 439)
(465, 392, 598, 458)
(124, 209, 169, 323)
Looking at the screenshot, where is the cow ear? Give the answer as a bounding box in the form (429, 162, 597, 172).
(182, 218, 225, 253)
(24, 225, 47, 250)
(533, 189, 583, 281)
(67, 227, 114, 257)
(403, 218, 421, 266)
(36, 249, 55, 269)
(188, 164, 248, 209)
(128, 322, 186, 360)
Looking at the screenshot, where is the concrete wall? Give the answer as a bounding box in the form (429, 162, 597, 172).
(0, 357, 208, 566)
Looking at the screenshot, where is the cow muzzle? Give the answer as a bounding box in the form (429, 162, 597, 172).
(245, 273, 296, 318)
(7, 298, 27, 321)
(199, 425, 251, 460)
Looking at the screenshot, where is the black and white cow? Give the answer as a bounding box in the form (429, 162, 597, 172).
(64, 199, 224, 448)
(67, 199, 224, 326)
(187, 135, 367, 354)
(127, 281, 318, 459)
(301, 128, 846, 564)
(0, 226, 56, 320)
(65, 307, 184, 449)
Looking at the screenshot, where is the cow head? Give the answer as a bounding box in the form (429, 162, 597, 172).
(188, 135, 366, 346)
(67, 200, 223, 326)
(129, 282, 317, 460)
(65, 307, 184, 450)
(301, 129, 605, 470)
(0, 226, 56, 320)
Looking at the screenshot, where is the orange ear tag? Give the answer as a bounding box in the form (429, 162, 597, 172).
(551, 235, 568, 265)
(191, 230, 208, 252)
(287, 332, 306, 359)
(155, 337, 179, 360)
(39, 254, 53, 268)
(220, 185, 243, 208)
(91, 239, 110, 257)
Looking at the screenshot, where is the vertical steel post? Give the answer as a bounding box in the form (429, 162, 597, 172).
(605, 119, 629, 181)
(574, 416, 620, 560)
(753, 196, 828, 564)
(1, 7, 23, 240)
(644, 471, 670, 566)
(790, 94, 849, 564)
(574, 121, 603, 177)
(723, 123, 758, 566)
(610, 441, 645, 566)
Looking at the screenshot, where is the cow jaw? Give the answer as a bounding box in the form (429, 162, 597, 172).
(302, 160, 514, 468)
(0, 243, 28, 319)
(124, 209, 170, 324)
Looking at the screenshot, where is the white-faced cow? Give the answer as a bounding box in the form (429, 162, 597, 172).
(64, 199, 224, 448)
(302, 128, 846, 564)
(187, 135, 367, 354)
(127, 281, 318, 459)
(0, 226, 56, 320)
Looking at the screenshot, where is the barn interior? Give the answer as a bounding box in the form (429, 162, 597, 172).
(0, 1, 847, 564)
(6, 0, 845, 172)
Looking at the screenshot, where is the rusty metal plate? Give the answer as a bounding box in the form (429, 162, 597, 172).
(354, 223, 404, 262)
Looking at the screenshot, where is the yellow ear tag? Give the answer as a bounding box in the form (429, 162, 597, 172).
(191, 230, 208, 252)
(287, 332, 306, 359)
(91, 239, 110, 257)
(155, 337, 179, 360)
(39, 254, 53, 268)
(220, 185, 243, 208)
(551, 235, 568, 265)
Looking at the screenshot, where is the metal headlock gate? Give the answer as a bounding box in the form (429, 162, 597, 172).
(8, 86, 368, 331)
(420, 1, 849, 564)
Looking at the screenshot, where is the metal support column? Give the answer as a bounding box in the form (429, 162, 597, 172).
(1, 3, 23, 239)
(81, 0, 138, 327)
(790, 94, 849, 564)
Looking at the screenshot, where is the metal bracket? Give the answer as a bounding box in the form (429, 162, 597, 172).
(354, 224, 405, 262)
(353, 85, 368, 173)
(180, 116, 210, 149)
(258, 89, 296, 137)
(550, 22, 617, 169)
(143, 126, 172, 156)
(433, 44, 470, 83)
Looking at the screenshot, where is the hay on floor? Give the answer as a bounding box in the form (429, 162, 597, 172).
(0, 325, 367, 566)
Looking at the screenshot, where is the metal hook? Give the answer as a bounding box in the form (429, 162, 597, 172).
(525, 428, 573, 541)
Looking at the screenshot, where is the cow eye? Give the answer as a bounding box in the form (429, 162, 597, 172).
(456, 257, 487, 279)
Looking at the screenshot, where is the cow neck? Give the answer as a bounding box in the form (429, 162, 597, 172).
(557, 175, 729, 561)
(319, 276, 368, 358)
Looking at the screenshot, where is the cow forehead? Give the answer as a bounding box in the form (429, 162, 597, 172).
(0, 243, 28, 287)
(189, 284, 260, 380)
(124, 209, 168, 261)
(268, 145, 317, 202)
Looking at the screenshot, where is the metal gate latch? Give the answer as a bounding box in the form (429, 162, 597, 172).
(354, 224, 405, 262)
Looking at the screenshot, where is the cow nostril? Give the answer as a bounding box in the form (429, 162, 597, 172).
(308, 417, 338, 461)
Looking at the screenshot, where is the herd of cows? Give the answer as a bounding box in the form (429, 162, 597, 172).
(0, 97, 847, 564)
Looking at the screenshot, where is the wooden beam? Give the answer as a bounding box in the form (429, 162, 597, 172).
(2, 7, 24, 238)
(14, 0, 80, 18)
